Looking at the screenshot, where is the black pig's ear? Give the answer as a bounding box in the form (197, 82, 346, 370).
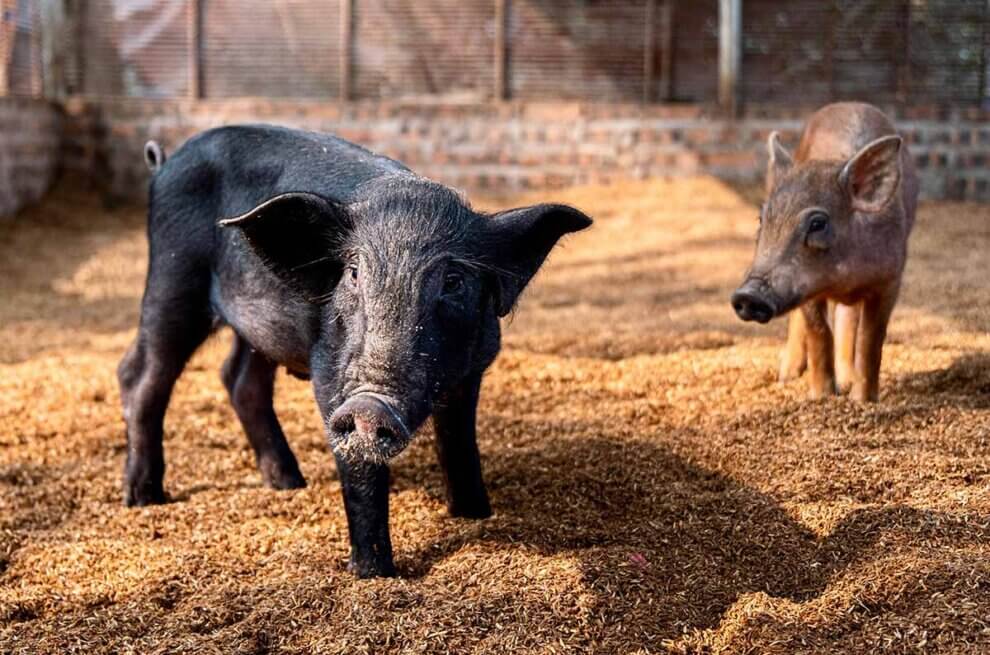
(766, 131, 793, 192)
(219, 192, 349, 301)
(839, 135, 902, 214)
(486, 203, 592, 317)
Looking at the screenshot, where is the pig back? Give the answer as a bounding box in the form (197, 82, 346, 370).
(796, 102, 917, 228)
(794, 102, 899, 164)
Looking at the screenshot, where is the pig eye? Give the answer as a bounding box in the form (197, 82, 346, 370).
(442, 270, 465, 296)
(807, 212, 829, 234)
(345, 264, 358, 285)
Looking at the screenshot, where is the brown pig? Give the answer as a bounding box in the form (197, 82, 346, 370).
(731, 102, 918, 402)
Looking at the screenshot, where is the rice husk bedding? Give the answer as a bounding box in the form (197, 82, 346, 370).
(1, 177, 988, 654)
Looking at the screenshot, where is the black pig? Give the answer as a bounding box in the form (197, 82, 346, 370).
(118, 126, 591, 577)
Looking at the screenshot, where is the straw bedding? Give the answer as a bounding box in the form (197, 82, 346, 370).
(1, 177, 988, 653)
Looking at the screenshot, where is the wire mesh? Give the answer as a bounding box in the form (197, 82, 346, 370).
(508, 0, 647, 102)
(353, 0, 494, 100)
(79, 0, 191, 98)
(668, 0, 719, 102)
(908, 0, 988, 104)
(743, 0, 989, 106)
(203, 0, 341, 98)
(3, 0, 989, 106)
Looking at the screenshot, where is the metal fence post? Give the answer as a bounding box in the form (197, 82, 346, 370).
(494, 0, 508, 100)
(643, 0, 656, 104)
(40, 0, 73, 99)
(897, 0, 911, 104)
(718, 0, 741, 116)
(981, 0, 989, 107)
(340, 0, 353, 100)
(660, 0, 674, 101)
(188, 0, 202, 98)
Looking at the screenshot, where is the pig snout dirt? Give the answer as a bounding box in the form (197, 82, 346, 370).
(731, 279, 777, 324)
(328, 393, 411, 463)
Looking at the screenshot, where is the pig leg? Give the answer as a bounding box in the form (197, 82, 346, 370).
(335, 455, 394, 578)
(851, 288, 898, 402)
(833, 302, 861, 394)
(433, 373, 492, 519)
(221, 333, 306, 490)
(778, 310, 808, 382)
(801, 299, 835, 399)
(119, 287, 212, 506)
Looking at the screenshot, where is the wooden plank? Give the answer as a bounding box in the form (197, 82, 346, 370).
(660, 0, 673, 101)
(188, 0, 202, 99)
(494, 0, 508, 100)
(643, 0, 656, 103)
(718, 0, 741, 116)
(340, 0, 352, 100)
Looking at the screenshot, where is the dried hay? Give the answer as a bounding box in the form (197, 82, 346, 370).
(0, 177, 988, 653)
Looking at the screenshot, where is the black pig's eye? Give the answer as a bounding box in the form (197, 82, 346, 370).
(345, 264, 358, 285)
(807, 212, 828, 233)
(442, 270, 465, 296)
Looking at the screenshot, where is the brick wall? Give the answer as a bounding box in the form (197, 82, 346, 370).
(59, 98, 990, 203)
(0, 98, 60, 218)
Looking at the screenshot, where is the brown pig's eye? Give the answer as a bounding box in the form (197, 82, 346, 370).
(804, 211, 833, 251)
(807, 213, 828, 233)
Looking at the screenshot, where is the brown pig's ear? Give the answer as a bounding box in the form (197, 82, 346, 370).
(766, 131, 793, 192)
(839, 135, 903, 214)
(486, 204, 592, 317)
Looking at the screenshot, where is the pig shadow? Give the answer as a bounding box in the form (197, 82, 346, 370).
(891, 352, 990, 410)
(393, 416, 990, 643)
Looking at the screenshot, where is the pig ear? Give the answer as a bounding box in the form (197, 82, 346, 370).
(839, 135, 902, 214)
(219, 192, 349, 301)
(486, 204, 592, 317)
(766, 131, 793, 191)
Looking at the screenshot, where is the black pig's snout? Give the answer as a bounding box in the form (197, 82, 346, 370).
(329, 393, 412, 462)
(731, 281, 777, 324)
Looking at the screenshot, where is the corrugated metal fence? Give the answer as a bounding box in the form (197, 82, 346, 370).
(2, 0, 989, 106)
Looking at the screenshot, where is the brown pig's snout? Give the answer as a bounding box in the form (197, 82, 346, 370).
(330, 393, 411, 455)
(731, 278, 778, 324)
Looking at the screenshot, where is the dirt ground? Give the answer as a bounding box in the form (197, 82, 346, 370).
(1, 176, 988, 654)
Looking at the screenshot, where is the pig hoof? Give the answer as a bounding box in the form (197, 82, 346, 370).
(778, 359, 806, 383)
(448, 500, 493, 520)
(850, 385, 879, 403)
(124, 482, 167, 507)
(264, 469, 307, 491)
(835, 377, 853, 395)
(348, 557, 396, 579)
(807, 382, 836, 400)
(835, 368, 864, 396)
(258, 458, 306, 490)
(779, 368, 802, 383)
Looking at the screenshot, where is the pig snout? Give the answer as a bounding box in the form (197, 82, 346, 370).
(731, 279, 778, 324)
(328, 393, 412, 463)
